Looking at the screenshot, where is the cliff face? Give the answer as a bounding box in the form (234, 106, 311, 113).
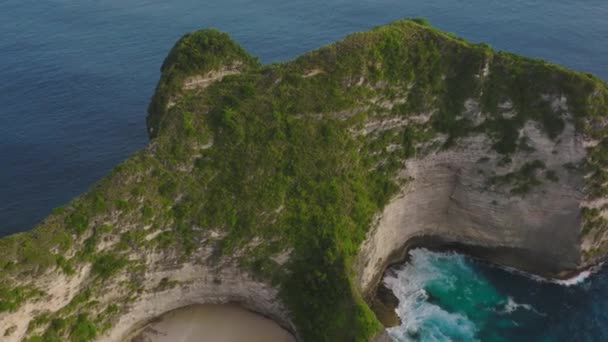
(1, 232, 294, 342)
(1, 19, 608, 342)
(357, 124, 585, 294)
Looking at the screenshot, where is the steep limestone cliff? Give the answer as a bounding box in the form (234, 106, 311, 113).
(1, 19, 608, 342)
(357, 123, 585, 295)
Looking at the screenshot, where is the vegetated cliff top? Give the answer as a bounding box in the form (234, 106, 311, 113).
(1, 18, 608, 342)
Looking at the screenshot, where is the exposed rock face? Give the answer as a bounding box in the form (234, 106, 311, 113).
(166, 64, 244, 109)
(182, 65, 242, 91)
(357, 121, 586, 295)
(0, 231, 295, 342)
(0, 266, 92, 341)
(104, 256, 294, 341)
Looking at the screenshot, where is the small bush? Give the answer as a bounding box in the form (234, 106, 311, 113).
(56, 255, 75, 275)
(0, 286, 43, 312)
(114, 199, 131, 212)
(70, 314, 97, 342)
(65, 211, 89, 235)
(91, 254, 127, 279)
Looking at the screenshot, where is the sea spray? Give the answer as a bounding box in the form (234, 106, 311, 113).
(384, 249, 531, 341)
(497, 297, 545, 317)
(383, 248, 603, 342)
(495, 263, 600, 287)
(385, 249, 483, 341)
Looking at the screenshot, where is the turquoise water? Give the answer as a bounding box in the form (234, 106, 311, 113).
(1, 1, 608, 340)
(385, 249, 604, 341)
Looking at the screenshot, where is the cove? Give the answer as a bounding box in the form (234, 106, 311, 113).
(130, 304, 295, 342)
(385, 248, 607, 341)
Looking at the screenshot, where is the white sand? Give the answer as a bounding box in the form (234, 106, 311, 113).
(131, 304, 295, 342)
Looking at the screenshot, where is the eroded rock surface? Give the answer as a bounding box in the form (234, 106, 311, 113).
(357, 124, 586, 295)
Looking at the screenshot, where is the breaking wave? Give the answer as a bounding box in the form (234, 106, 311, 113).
(383, 249, 557, 341)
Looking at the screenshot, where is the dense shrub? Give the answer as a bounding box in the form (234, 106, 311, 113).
(91, 254, 126, 279)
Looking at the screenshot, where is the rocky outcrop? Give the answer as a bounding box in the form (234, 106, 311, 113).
(357, 120, 586, 296)
(166, 64, 244, 109)
(0, 230, 295, 342)
(1, 19, 607, 342)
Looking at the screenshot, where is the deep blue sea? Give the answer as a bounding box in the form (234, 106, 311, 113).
(1, 0, 607, 340)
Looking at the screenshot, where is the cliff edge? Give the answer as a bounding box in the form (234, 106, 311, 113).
(1, 19, 608, 342)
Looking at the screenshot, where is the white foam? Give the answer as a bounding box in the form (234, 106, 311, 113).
(499, 297, 545, 316)
(384, 248, 598, 341)
(501, 297, 520, 314)
(384, 249, 479, 342)
(553, 268, 594, 286)
(496, 263, 602, 287)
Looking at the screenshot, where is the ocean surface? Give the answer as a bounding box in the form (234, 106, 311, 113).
(1, 0, 607, 340)
(385, 249, 605, 341)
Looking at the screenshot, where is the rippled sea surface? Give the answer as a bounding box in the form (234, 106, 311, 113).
(1, 1, 607, 340)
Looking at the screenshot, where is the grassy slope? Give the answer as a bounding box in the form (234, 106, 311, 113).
(1, 19, 608, 341)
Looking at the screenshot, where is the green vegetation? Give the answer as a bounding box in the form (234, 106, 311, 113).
(26, 314, 98, 342)
(65, 211, 89, 235)
(91, 253, 127, 279)
(581, 207, 608, 236)
(70, 314, 97, 342)
(0, 285, 44, 312)
(56, 255, 75, 275)
(585, 138, 608, 198)
(1, 18, 608, 341)
(147, 29, 260, 138)
(478, 49, 607, 155)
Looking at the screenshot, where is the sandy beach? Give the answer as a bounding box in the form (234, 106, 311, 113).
(131, 304, 295, 342)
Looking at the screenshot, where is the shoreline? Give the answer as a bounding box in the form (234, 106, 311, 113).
(127, 303, 296, 342)
(367, 234, 604, 327)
